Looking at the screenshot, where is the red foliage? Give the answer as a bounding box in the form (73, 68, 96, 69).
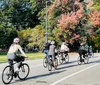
(89, 10, 100, 27)
(57, 1, 84, 30)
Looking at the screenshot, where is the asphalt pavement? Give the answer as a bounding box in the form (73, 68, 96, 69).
(0, 53, 100, 85)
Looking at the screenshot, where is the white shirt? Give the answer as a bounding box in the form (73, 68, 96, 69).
(61, 44, 69, 51)
(8, 44, 27, 57)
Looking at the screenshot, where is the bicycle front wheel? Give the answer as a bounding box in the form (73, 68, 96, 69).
(43, 57, 48, 68)
(18, 63, 30, 80)
(2, 66, 13, 84)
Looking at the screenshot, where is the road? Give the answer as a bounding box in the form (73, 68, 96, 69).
(0, 53, 100, 85)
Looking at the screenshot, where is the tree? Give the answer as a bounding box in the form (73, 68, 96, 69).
(28, 25, 45, 50)
(0, 0, 41, 30)
(19, 25, 45, 50)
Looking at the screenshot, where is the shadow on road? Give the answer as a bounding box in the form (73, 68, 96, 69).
(27, 69, 66, 80)
(10, 70, 66, 84)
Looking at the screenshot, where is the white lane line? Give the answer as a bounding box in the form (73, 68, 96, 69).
(50, 63, 100, 85)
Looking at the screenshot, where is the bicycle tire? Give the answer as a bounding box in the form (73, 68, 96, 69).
(47, 59, 52, 71)
(2, 66, 13, 84)
(18, 63, 30, 80)
(84, 55, 89, 64)
(77, 57, 82, 65)
(59, 54, 63, 64)
(43, 57, 48, 68)
(65, 54, 69, 63)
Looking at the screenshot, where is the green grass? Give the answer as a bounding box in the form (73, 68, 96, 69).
(0, 52, 45, 63)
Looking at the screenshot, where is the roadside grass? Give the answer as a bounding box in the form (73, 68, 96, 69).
(0, 52, 45, 63)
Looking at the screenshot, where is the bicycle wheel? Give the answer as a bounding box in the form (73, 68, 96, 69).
(43, 57, 48, 68)
(47, 59, 52, 71)
(77, 57, 82, 65)
(65, 54, 69, 63)
(84, 55, 89, 64)
(59, 54, 63, 64)
(18, 63, 30, 80)
(2, 66, 13, 84)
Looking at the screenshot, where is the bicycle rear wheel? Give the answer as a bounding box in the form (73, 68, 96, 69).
(18, 63, 30, 80)
(65, 54, 69, 63)
(2, 66, 13, 84)
(48, 59, 52, 71)
(84, 55, 89, 64)
(77, 57, 82, 65)
(43, 57, 48, 68)
(59, 54, 63, 64)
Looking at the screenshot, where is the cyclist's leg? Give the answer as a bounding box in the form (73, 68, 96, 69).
(44, 50, 50, 59)
(65, 51, 68, 57)
(83, 50, 87, 58)
(14, 56, 21, 72)
(8, 59, 13, 74)
(51, 55, 55, 65)
(79, 51, 83, 62)
(8, 59, 13, 66)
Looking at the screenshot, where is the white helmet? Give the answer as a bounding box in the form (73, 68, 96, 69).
(80, 43, 84, 46)
(51, 41, 55, 45)
(62, 42, 66, 45)
(48, 40, 51, 43)
(13, 38, 20, 43)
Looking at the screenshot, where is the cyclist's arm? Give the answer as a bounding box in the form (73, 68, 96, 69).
(18, 45, 27, 58)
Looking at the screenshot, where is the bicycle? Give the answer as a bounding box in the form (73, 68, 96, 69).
(47, 56, 58, 71)
(58, 52, 69, 64)
(88, 52, 94, 58)
(2, 56, 30, 84)
(77, 53, 89, 65)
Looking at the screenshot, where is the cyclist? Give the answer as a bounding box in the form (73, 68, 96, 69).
(48, 41, 57, 67)
(43, 40, 51, 60)
(88, 45, 94, 57)
(85, 43, 89, 53)
(79, 43, 87, 62)
(60, 42, 69, 57)
(7, 38, 28, 72)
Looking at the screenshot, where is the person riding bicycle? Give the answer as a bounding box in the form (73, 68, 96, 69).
(88, 45, 94, 57)
(43, 40, 51, 60)
(60, 42, 69, 57)
(85, 43, 89, 53)
(7, 37, 28, 72)
(79, 43, 87, 62)
(48, 41, 57, 67)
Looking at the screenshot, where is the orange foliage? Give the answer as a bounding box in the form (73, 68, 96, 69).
(57, 1, 84, 30)
(89, 10, 100, 27)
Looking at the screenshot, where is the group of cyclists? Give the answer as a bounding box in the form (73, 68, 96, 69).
(43, 40, 70, 68)
(79, 42, 93, 62)
(6, 37, 93, 72)
(1, 37, 94, 84)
